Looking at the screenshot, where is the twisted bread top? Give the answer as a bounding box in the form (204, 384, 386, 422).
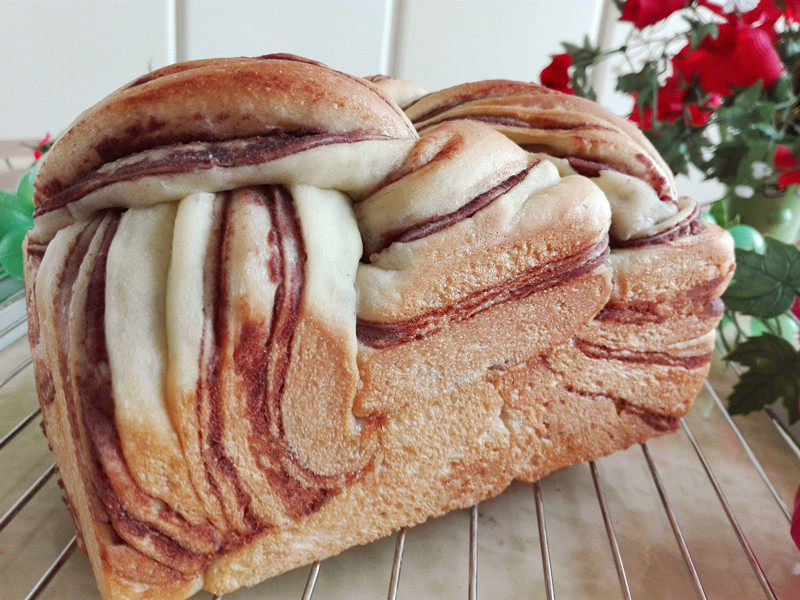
(398, 79, 679, 242)
(33, 55, 416, 209)
(33, 58, 679, 246)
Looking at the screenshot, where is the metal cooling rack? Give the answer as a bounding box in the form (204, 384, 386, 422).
(0, 295, 798, 600)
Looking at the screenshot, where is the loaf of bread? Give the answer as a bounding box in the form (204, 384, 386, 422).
(24, 55, 734, 600)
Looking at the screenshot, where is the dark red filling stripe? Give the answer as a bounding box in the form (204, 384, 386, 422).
(574, 338, 713, 369)
(34, 132, 387, 217)
(409, 99, 468, 124)
(237, 186, 336, 517)
(595, 274, 726, 326)
(358, 239, 609, 350)
(419, 113, 616, 134)
(56, 217, 107, 522)
(78, 213, 218, 574)
(407, 84, 558, 124)
(200, 186, 344, 527)
(563, 383, 679, 432)
(201, 193, 264, 536)
(612, 203, 702, 248)
(520, 147, 674, 204)
(374, 165, 534, 256)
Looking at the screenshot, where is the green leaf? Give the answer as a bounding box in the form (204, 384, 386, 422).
(736, 81, 764, 107)
(0, 189, 17, 205)
(562, 35, 601, 70)
(689, 22, 718, 50)
(726, 334, 800, 422)
(709, 199, 727, 226)
(705, 141, 747, 182)
(769, 74, 794, 106)
(722, 237, 800, 318)
(616, 61, 660, 100)
(0, 229, 27, 280)
(0, 205, 33, 237)
(14, 168, 36, 215)
(712, 194, 741, 228)
(733, 139, 771, 185)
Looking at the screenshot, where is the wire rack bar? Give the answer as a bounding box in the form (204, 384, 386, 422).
(640, 443, 707, 600)
(0, 356, 32, 391)
(703, 381, 791, 521)
(0, 314, 26, 340)
(533, 481, 555, 600)
(300, 561, 320, 600)
(386, 527, 406, 600)
(0, 407, 40, 452)
(22, 536, 77, 600)
(0, 463, 56, 532)
(766, 407, 800, 460)
(589, 462, 632, 600)
(680, 419, 778, 600)
(469, 504, 478, 600)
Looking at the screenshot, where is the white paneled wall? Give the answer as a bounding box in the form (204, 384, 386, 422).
(179, 0, 388, 74)
(0, 0, 171, 139)
(394, 0, 604, 91)
(0, 0, 607, 139)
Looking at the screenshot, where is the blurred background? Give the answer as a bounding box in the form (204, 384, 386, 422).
(0, 0, 606, 137)
(0, 0, 719, 198)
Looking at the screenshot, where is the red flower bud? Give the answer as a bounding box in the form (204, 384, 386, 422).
(775, 145, 799, 171)
(628, 76, 720, 130)
(540, 53, 574, 95)
(673, 21, 784, 96)
(774, 145, 800, 189)
(620, 0, 691, 29)
(779, 171, 800, 189)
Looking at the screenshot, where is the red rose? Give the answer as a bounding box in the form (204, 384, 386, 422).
(540, 54, 574, 95)
(620, 0, 691, 29)
(741, 0, 800, 39)
(792, 297, 800, 321)
(628, 76, 720, 130)
(673, 21, 784, 96)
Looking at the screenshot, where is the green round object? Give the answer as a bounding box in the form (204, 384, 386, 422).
(727, 224, 766, 254)
(726, 184, 800, 244)
(750, 314, 800, 343)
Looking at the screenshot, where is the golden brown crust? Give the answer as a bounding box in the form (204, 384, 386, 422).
(23, 56, 735, 600)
